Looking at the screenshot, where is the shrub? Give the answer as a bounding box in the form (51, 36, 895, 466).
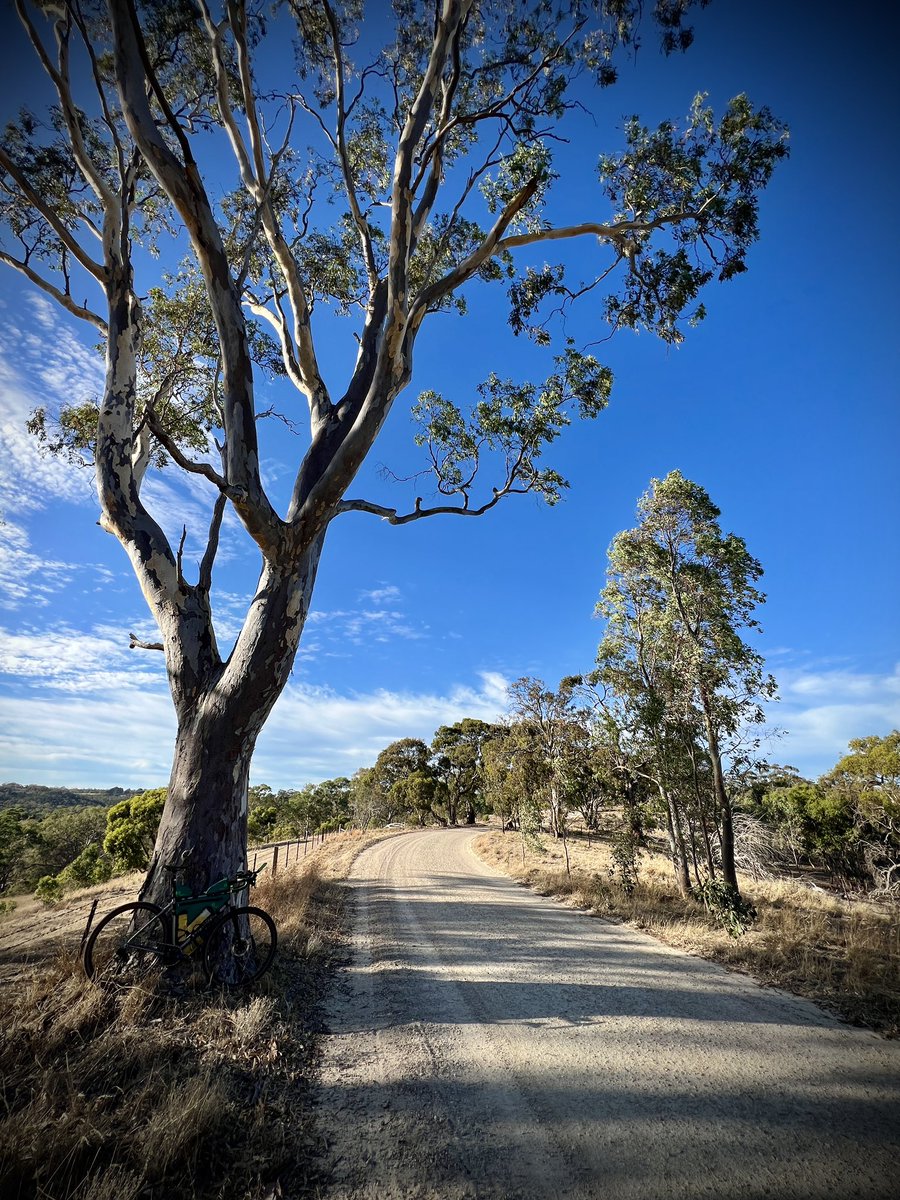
(34, 875, 63, 905)
(697, 878, 758, 938)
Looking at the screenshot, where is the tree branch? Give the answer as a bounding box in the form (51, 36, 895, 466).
(245, 297, 307, 395)
(0, 249, 106, 330)
(322, 0, 378, 289)
(198, 0, 329, 427)
(497, 210, 704, 253)
(0, 146, 105, 282)
(199, 493, 227, 593)
(145, 407, 229, 493)
(412, 174, 539, 315)
(14, 0, 116, 210)
(129, 632, 164, 651)
(387, 0, 472, 331)
(108, 0, 284, 557)
(336, 481, 529, 526)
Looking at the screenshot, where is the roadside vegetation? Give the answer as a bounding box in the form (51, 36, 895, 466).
(0, 829, 392, 1200)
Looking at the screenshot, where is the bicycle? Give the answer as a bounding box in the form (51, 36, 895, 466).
(82, 860, 277, 988)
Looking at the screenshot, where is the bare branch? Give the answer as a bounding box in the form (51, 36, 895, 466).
(176, 523, 187, 588)
(196, 0, 255, 190)
(145, 407, 229, 493)
(129, 632, 164, 651)
(199, 493, 227, 593)
(245, 296, 307, 395)
(0, 249, 106, 330)
(335, 488, 528, 525)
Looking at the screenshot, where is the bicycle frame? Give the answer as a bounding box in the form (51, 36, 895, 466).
(83, 862, 274, 987)
(113, 876, 246, 963)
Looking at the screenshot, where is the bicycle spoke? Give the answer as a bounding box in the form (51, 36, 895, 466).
(83, 903, 167, 988)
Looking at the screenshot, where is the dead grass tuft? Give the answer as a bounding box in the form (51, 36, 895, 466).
(476, 829, 900, 1037)
(139, 1070, 234, 1180)
(230, 994, 277, 1047)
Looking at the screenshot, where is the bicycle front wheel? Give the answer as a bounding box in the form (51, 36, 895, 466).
(203, 906, 277, 986)
(83, 901, 167, 987)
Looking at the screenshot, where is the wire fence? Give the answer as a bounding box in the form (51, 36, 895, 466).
(246, 826, 341, 875)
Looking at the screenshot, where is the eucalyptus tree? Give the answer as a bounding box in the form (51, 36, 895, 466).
(594, 547, 696, 893)
(0, 0, 787, 903)
(824, 731, 900, 893)
(368, 736, 434, 822)
(597, 471, 776, 896)
(431, 718, 501, 824)
(506, 675, 594, 845)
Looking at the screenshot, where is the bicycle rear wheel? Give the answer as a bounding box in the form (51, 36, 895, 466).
(203, 906, 277, 985)
(83, 901, 167, 987)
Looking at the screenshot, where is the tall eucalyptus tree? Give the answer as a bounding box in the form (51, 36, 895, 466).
(0, 0, 787, 904)
(596, 471, 776, 896)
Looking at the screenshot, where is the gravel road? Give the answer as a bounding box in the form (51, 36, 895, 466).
(314, 828, 900, 1200)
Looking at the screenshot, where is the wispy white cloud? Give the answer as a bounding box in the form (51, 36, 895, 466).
(359, 584, 401, 604)
(26, 294, 106, 399)
(0, 667, 510, 789)
(307, 585, 428, 649)
(0, 621, 166, 693)
(767, 661, 900, 776)
(0, 519, 81, 609)
(0, 687, 177, 787)
(0, 361, 96, 518)
(252, 671, 508, 783)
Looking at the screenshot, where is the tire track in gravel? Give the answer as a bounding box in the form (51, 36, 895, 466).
(314, 828, 900, 1200)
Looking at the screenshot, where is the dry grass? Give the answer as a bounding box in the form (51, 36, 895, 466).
(475, 829, 900, 1038)
(0, 828, 397, 1200)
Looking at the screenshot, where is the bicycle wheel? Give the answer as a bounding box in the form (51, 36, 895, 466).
(83, 901, 167, 987)
(203, 906, 277, 985)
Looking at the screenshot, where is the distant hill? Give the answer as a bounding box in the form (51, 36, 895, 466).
(0, 783, 145, 813)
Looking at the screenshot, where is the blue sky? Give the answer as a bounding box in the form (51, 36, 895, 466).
(0, 1, 898, 790)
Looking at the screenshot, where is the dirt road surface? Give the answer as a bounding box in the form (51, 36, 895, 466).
(315, 828, 900, 1200)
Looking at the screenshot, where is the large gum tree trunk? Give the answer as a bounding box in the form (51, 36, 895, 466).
(139, 709, 254, 905)
(139, 540, 324, 909)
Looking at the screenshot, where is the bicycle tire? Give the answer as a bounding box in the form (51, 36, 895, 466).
(83, 901, 167, 987)
(203, 905, 277, 985)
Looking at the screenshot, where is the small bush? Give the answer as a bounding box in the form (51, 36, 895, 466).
(34, 874, 63, 905)
(696, 878, 758, 938)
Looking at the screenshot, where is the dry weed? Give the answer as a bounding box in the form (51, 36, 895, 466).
(231, 994, 277, 1047)
(78, 1165, 144, 1200)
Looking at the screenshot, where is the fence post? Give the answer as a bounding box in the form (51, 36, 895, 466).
(272, 845, 279, 875)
